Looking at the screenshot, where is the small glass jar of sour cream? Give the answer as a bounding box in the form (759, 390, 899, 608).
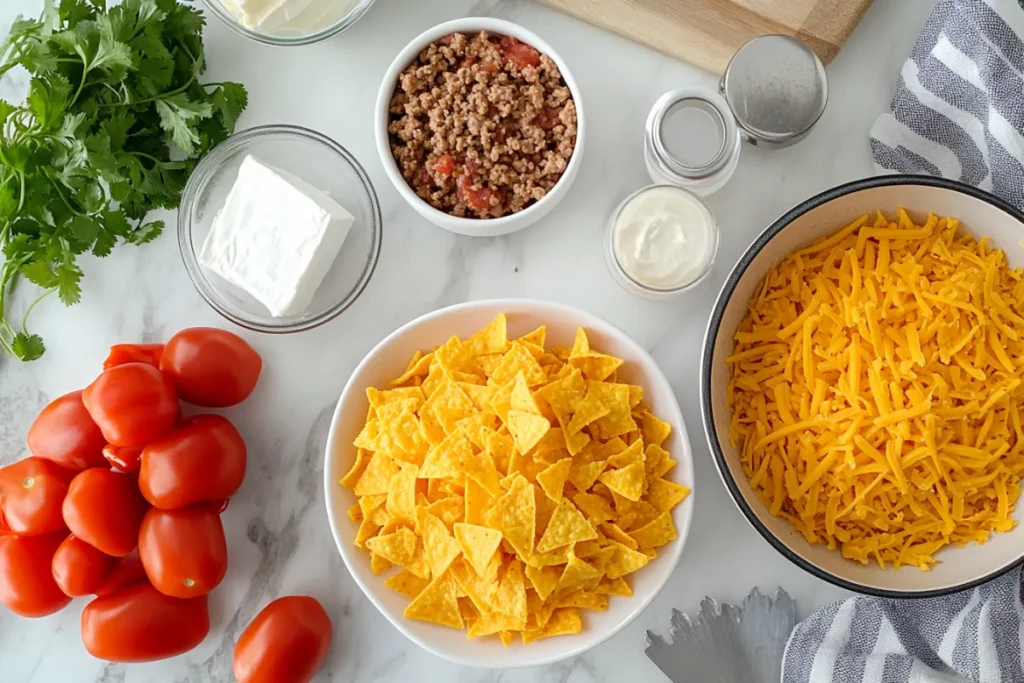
(605, 185, 719, 299)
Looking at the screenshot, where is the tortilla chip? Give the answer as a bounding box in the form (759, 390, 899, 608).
(647, 478, 691, 512)
(536, 458, 571, 502)
(599, 462, 646, 502)
(454, 523, 503, 577)
(507, 410, 551, 455)
(629, 511, 678, 549)
(466, 314, 508, 355)
(484, 475, 536, 558)
(421, 512, 462, 577)
(404, 572, 463, 628)
(536, 499, 598, 553)
(354, 452, 398, 496)
(525, 564, 560, 601)
(385, 569, 430, 599)
(523, 608, 582, 643)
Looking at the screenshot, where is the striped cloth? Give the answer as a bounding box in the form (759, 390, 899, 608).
(780, 567, 1024, 682)
(869, 0, 1024, 208)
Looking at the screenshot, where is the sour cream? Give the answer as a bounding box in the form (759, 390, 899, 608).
(609, 185, 718, 295)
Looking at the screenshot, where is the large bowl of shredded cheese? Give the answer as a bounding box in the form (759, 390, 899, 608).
(701, 176, 1024, 597)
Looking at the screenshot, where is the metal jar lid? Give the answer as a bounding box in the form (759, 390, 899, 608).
(719, 35, 828, 147)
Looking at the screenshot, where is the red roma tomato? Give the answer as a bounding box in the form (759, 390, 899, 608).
(102, 444, 143, 473)
(81, 583, 209, 662)
(160, 328, 262, 407)
(27, 391, 107, 470)
(139, 415, 246, 510)
(102, 343, 164, 370)
(234, 596, 332, 683)
(0, 533, 73, 617)
(94, 551, 147, 597)
(0, 457, 74, 536)
(63, 469, 146, 557)
(82, 363, 178, 448)
(138, 506, 227, 598)
(51, 534, 114, 597)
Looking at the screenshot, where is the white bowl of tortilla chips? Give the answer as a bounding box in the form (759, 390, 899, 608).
(323, 299, 695, 668)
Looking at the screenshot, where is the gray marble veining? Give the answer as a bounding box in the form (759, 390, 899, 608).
(0, 0, 935, 680)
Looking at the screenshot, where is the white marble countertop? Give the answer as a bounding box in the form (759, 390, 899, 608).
(0, 0, 935, 680)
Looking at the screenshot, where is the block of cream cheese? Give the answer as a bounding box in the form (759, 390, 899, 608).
(199, 154, 353, 317)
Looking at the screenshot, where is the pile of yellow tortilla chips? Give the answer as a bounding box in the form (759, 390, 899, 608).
(340, 314, 691, 645)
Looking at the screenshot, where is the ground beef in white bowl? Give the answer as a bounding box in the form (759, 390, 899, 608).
(387, 31, 578, 219)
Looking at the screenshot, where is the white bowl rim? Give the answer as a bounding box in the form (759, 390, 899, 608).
(699, 174, 1024, 599)
(373, 17, 586, 234)
(323, 298, 695, 667)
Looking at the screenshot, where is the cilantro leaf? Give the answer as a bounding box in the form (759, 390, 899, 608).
(20, 261, 58, 288)
(126, 218, 162, 245)
(210, 82, 247, 131)
(12, 333, 45, 361)
(154, 93, 211, 154)
(0, 99, 16, 125)
(27, 74, 73, 129)
(56, 260, 83, 305)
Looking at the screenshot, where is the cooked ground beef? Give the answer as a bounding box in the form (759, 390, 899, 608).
(388, 31, 578, 219)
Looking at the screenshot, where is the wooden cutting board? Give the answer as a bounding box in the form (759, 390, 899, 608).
(536, 0, 873, 73)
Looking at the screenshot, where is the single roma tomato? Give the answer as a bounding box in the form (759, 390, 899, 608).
(102, 444, 143, 473)
(0, 532, 73, 617)
(51, 534, 114, 597)
(160, 328, 261, 407)
(102, 343, 164, 370)
(233, 596, 333, 683)
(27, 391, 107, 470)
(138, 506, 226, 598)
(139, 415, 246, 510)
(63, 469, 146, 557)
(0, 457, 74, 536)
(81, 583, 209, 662)
(81, 363, 178, 448)
(93, 551, 148, 597)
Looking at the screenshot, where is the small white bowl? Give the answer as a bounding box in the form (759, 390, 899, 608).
(374, 18, 586, 237)
(701, 176, 1024, 597)
(324, 300, 695, 667)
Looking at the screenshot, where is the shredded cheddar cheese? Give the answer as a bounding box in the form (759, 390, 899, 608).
(727, 209, 1024, 570)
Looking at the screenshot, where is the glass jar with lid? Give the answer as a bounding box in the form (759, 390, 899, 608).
(605, 35, 828, 299)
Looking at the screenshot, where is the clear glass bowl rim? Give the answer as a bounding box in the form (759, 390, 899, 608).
(198, 0, 376, 46)
(604, 184, 720, 296)
(177, 123, 383, 334)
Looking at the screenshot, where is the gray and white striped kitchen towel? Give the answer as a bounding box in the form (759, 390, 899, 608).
(780, 2, 1024, 681)
(869, 0, 1024, 208)
(781, 567, 1024, 683)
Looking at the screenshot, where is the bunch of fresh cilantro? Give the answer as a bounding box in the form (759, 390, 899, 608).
(0, 0, 247, 361)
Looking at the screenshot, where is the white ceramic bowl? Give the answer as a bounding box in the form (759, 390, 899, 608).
(374, 18, 586, 237)
(324, 300, 695, 667)
(701, 176, 1024, 597)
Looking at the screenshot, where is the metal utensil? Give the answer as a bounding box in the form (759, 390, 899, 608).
(645, 587, 797, 683)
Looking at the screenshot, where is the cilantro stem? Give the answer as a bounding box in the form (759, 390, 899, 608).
(47, 175, 84, 216)
(70, 66, 90, 108)
(21, 287, 54, 330)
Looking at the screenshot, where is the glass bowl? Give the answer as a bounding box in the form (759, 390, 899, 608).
(199, 0, 376, 46)
(178, 124, 381, 333)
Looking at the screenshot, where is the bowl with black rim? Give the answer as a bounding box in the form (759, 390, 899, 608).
(701, 175, 1024, 597)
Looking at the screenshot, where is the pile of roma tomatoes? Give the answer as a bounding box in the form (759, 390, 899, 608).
(0, 327, 333, 682)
